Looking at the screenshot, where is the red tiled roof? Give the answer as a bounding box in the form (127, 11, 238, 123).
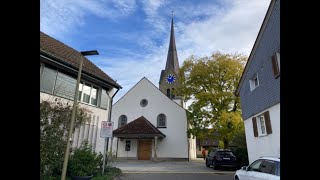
(40, 31, 121, 89)
(113, 116, 166, 139)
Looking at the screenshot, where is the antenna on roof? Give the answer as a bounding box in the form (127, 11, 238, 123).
(171, 9, 174, 17)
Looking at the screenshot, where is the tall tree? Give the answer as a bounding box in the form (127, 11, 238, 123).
(178, 52, 247, 148)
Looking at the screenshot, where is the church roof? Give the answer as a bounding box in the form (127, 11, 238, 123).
(165, 17, 180, 75)
(113, 116, 166, 139)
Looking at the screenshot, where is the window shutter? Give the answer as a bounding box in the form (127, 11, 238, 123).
(252, 117, 258, 137)
(264, 111, 272, 134)
(272, 54, 280, 78)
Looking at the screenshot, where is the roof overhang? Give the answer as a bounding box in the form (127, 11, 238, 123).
(40, 50, 119, 91)
(113, 133, 166, 139)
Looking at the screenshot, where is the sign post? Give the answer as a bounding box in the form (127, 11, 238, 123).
(100, 121, 113, 174)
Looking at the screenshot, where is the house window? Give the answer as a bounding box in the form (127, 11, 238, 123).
(40, 66, 58, 93)
(125, 140, 131, 151)
(249, 73, 259, 91)
(40, 65, 102, 107)
(140, 99, 148, 107)
(119, 115, 127, 127)
(100, 89, 109, 109)
(90, 86, 98, 106)
(252, 111, 273, 137)
(257, 115, 267, 136)
(157, 114, 167, 128)
(54, 72, 77, 99)
(272, 52, 280, 78)
(82, 83, 91, 103)
(78, 82, 99, 106)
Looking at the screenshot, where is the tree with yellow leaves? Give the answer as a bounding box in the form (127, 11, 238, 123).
(178, 51, 247, 149)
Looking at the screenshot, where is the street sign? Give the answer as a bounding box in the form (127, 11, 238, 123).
(100, 121, 114, 138)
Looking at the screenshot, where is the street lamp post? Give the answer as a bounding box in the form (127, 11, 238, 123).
(61, 50, 99, 180)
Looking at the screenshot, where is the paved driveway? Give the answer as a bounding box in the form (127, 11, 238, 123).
(112, 159, 236, 173)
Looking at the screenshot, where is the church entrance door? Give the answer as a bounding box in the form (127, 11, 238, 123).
(138, 140, 152, 160)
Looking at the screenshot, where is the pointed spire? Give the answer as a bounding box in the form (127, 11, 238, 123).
(165, 11, 179, 74)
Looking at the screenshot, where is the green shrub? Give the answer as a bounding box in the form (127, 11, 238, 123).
(69, 141, 103, 177)
(40, 100, 91, 179)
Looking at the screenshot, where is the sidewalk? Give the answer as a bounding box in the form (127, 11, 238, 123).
(112, 159, 234, 173)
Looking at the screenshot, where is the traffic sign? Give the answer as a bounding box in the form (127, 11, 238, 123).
(100, 121, 114, 138)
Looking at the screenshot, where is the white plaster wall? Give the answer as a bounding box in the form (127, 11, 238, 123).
(244, 103, 280, 163)
(40, 91, 112, 154)
(189, 136, 197, 160)
(116, 139, 138, 158)
(110, 78, 188, 159)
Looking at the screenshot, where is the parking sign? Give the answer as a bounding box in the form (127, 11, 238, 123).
(100, 121, 113, 138)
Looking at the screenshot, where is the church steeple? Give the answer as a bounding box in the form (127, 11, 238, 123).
(159, 12, 182, 102)
(165, 14, 179, 74)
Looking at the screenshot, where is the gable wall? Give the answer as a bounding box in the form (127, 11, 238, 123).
(111, 78, 188, 158)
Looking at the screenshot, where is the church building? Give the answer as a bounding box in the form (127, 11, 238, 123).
(110, 16, 197, 160)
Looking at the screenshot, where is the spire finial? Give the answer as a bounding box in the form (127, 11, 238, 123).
(171, 9, 174, 17)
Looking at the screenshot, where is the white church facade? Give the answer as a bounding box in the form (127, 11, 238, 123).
(109, 17, 197, 160)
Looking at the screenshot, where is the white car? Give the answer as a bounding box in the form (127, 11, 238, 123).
(234, 156, 280, 180)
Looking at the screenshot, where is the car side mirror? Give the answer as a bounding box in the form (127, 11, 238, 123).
(242, 166, 247, 171)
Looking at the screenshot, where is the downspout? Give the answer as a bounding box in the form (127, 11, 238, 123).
(187, 123, 190, 161)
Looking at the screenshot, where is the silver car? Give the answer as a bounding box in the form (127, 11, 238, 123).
(234, 156, 280, 180)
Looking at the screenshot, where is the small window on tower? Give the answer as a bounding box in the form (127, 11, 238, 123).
(172, 88, 175, 98)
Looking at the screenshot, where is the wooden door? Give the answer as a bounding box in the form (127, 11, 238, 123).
(138, 140, 152, 160)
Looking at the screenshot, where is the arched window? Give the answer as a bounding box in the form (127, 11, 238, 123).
(167, 89, 170, 98)
(118, 115, 127, 127)
(157, 114, 167, 128)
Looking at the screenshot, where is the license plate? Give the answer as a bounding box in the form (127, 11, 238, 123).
(223, 158, 230, 160)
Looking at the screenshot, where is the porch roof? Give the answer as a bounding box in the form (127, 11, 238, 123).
(113, 116, 166, 139)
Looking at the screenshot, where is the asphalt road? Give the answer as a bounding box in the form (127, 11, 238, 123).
(113, 160, 236, 180)
(114, 172, 234, 180)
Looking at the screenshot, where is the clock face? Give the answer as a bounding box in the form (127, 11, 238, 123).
(166, 74, 176, 84)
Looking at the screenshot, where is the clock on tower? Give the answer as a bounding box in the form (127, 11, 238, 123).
(165, 74, 176, 84)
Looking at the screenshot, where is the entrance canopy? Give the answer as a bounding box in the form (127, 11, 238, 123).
(113, 116, 166, 139)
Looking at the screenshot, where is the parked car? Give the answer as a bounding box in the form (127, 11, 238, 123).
(234, 156, 280, 180)
(205, 149, 238, 170)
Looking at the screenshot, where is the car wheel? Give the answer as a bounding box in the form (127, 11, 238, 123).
(235, 175, 239, 180)
(205, 160, 210, 167)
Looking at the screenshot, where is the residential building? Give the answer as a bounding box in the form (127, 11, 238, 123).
(235, 0, 280, 163)
(40, 31, 122, 154)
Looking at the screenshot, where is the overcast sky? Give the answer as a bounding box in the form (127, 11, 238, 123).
(40, 0, 271, 103)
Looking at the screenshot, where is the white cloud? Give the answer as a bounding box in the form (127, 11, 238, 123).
(100, 45, 168, 102)
(141, 0, 167, 33)
(40, 0, 137, 38)
(41, 0, 271, 103)
(106, 0, 271, 102)
(176, 0, 271, 59)
(112, 0, 137, 14)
